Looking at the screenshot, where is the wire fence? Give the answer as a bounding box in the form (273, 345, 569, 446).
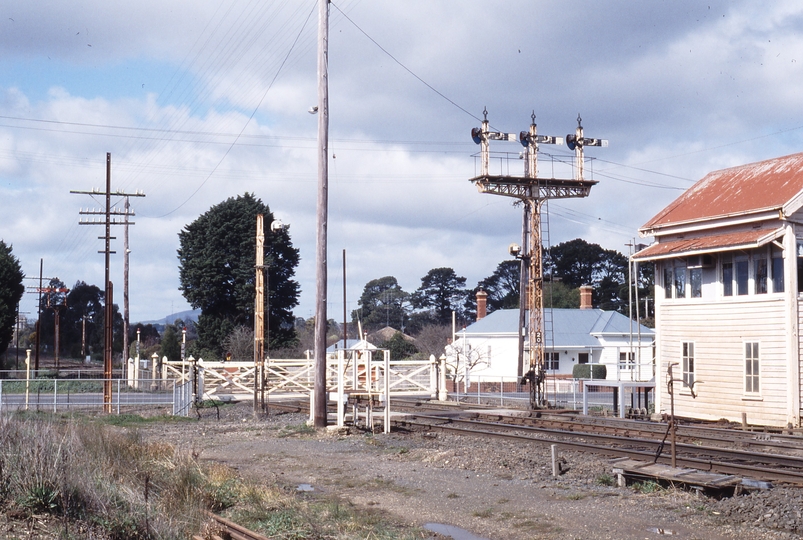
(0, 378, 175, 414)
(449, 376, 654, 415)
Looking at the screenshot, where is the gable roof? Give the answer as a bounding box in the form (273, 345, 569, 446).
(641, 152, 803, 234)
(460, 308, 653, 349)
(326, 339, 376, 353)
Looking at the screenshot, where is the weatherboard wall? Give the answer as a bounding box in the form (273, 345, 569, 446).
(657, 297, 790, 427)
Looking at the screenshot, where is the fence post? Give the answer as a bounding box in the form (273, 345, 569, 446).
(116, 379, 120, 414)
(53, 379, 57, 413)
(383, 350, 390, 434)
(500, 376, 505, 406)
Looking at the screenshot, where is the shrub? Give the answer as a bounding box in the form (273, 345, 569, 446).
(572, 364, 607, 379)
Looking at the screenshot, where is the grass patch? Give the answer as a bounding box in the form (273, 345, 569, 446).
(446, 492, 460, 499)
(596, 473, 615, 486)
(277, 422, 316, 438)
(0, 412, 428, 540)
(472, 508, 494, 518)
(632, 480, 664, 494)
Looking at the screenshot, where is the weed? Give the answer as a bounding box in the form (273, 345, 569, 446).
(472, 508, 494, 518)
(595, 473, 615, 486)
(446, 492, 460, 499)
(566, 493, 586, 501)
(632, 480, 663, 494)
(277, 423, 316, 438)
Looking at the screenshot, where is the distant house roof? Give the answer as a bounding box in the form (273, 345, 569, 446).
(459, 308, 653, 349)
(326, 339, 376, 353)
(640, 152, 803, 234)
(368, 326, 415, 344)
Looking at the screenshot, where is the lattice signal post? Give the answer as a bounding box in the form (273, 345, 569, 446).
(469, 110, 606, 408)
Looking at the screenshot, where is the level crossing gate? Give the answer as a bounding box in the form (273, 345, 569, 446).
(161, 351, 437, 403)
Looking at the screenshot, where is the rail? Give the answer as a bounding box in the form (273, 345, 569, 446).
(196, 512, 270, 540)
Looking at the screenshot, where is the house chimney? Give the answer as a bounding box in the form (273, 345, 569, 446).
(579, 285, 593, 310)
(476, 289, 488, 321)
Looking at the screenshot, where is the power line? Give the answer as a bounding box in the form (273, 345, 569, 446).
(331, 2, 482, 124)
(157, 1, 318, 217)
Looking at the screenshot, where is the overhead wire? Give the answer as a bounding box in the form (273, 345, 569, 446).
(152, 1, 318, 217)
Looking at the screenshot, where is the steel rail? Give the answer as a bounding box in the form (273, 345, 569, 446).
(410, 413, 803, 469)
(397, 418, 803, 485)
(472, 412, 803, 452)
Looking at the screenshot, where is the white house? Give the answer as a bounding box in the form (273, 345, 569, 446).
(451, 306, 654, 383)
(634, 152, 803, 427)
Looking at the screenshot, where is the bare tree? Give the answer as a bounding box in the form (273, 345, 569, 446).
(222, 326, 254, 362)
(444, 337, 490, 386)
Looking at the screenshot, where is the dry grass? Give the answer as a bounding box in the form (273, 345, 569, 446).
(0, 412, 427, 539)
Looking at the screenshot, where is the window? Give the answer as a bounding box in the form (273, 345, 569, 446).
(745, 342, 760, 394)
(619, 351, 635, 370)
(772, 255, 785, 293)
(674, 266, 686, 298)
(546, 352, 559, 371)
(755, 258, 768, 294)
(578, 352, 589, 364)
(663, 266, 673, 299)
(722, 261, 733, 296)
(682, 342, 694, 388)
(690, 267, 702, 298)
(736, 259, 749, 295)
(798, 240, 803, 293)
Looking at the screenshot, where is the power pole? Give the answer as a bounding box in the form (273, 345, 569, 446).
(22, 262, 53, 375)
(254, 214, 265, 417)
(123, 196, 131, 375)
(470, 110, 606, 408)
(71, 153, 145, 412)
(313, 0, 330, 428)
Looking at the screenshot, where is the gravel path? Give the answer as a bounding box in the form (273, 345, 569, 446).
(144, 403, 803, 540)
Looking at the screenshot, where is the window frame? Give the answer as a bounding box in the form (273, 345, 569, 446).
(744, 341, 760, 396)
(681, 341, 695, 389)
(546, 352, 559, 371)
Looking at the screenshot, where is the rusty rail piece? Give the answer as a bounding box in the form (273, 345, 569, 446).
(194, 512, 271, 540)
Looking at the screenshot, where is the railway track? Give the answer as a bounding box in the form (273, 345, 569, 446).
(195, 512, 270, 540)
(267, 397, 803, 485)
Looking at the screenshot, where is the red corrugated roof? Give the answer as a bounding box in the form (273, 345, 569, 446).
(632, 228, 783, 261)
(641, 152, 803, 231)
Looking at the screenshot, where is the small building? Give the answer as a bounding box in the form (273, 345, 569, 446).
(451, 304, 654, 383)
(324, 339, 377, 360)
(634, 152, 803, 427)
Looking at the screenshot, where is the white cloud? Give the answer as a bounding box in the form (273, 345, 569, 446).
(2, 1, 803, 325)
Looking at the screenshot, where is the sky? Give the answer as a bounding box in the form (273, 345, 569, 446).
(2, 0, 803, 325)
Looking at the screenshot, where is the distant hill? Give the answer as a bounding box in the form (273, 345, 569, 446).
(138, 309, 201, 326)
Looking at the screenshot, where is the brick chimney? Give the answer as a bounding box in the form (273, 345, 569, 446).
(476, 289, 488, 321)
(579, 285, 593, 310)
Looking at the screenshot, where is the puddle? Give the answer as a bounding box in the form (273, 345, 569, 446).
(424, 523, 490, 540)
(648, 528, 676, 535)
(296, 484, 314, 492)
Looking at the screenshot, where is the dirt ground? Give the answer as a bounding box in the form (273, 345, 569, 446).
(143, 402, 799, 540)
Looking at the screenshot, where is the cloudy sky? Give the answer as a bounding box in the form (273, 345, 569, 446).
(2, 0, 803, 324)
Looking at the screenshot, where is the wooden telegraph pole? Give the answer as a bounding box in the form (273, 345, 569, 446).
(71, 153, 145, 412)
(313, 0, 330, 428)
(254, 214, 266, 417)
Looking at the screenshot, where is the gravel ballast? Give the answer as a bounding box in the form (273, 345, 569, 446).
(144, 402, 803, 539)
